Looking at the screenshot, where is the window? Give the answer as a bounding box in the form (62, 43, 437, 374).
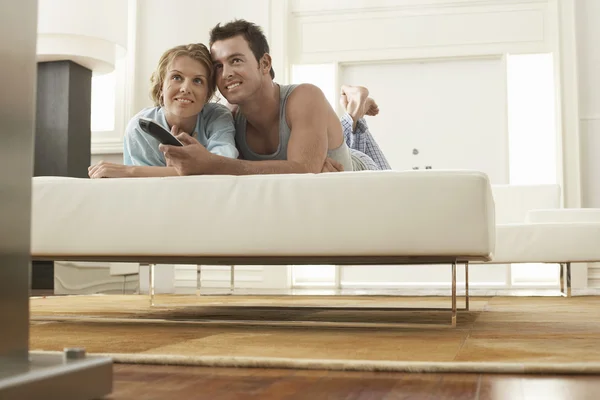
(91, 71, 116, 132)
(292, 265, 337, 287)
(507, 53, 559, 285)
(90, 0, 136, 155)
(291, 63, 337, 109)
(506, 53, 557, 186)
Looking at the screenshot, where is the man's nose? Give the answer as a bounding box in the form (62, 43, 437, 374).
(221, 63, 233, 79)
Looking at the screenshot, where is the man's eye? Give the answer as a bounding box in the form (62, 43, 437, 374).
(232, 58, 242, 64)
(214, 64, 222, 70)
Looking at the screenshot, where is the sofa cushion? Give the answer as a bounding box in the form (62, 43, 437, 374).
(526, 208, 600, 223)
(491, 222, 600, 263)
(31, 171, 495, 263)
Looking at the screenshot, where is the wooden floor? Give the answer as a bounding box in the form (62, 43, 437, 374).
(107, 364, 600, 399)
(30, 290, 600, 399)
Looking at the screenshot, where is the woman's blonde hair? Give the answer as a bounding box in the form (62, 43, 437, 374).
(149, 43, 215, 106)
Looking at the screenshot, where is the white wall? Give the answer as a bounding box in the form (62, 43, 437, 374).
(577, 0, 600, 208)
(289, 0, 553, 64)
(341, 57, 509, 183)
(575, 0, 600, 288)
(289, 0, 557, 185)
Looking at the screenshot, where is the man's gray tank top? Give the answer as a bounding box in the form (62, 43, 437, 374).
(234, 84, 354, 171)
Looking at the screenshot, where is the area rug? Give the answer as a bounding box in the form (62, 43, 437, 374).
(29, 294, 600, 374)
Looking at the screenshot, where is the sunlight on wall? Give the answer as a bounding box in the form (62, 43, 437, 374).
(292, 265, 336, 287)
(507, 53, 559, 285)
(507, 53, 557, 185)
(91, 72, 116, 132)
(291, 63, 336, 109)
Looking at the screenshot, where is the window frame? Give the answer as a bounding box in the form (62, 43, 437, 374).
(90, 0, 137, 155)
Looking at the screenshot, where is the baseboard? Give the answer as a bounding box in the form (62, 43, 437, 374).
(52, 262, 598, 296)
(54, 261, 138, 295)
(176, 287, 600, 297)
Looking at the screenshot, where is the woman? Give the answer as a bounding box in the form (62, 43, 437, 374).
(88, 43, 238, 178)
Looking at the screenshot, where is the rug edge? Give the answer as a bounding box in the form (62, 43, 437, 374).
(30, 351, 600, 375)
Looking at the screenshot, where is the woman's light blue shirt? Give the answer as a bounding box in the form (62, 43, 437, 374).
(123, 103, 239, 166)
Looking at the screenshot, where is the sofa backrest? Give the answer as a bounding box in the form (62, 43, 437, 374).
(491, 184, 561, 224)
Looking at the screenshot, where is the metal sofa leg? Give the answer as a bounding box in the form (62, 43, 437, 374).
(230, 265, 235, 295)
(566, 262, 572, 298)
(149, 263, 156, 306)
(560, 263, 565, 295)
(465, 261, 470, 311)
(559, 262, 572, 298)
(197, 265, 202, 296)
(451, 262, 457, 327)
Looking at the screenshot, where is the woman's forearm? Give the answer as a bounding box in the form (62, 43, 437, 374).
(129, 166, 179, 177)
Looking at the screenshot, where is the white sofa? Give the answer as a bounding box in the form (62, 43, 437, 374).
(482, 184, 600, 297)
(30, 171, 496, 327)
(30, 172, 600, 326)
(31, 171, 494, 263)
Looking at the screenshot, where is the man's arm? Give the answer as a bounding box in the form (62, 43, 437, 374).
(162, 84, 331, 176)
(285, 84, 329, 172)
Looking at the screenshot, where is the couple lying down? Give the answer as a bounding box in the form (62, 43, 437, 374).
(88, 19, 391, 179)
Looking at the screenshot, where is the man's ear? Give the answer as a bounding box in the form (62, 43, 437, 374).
(260, 54, 272, 75)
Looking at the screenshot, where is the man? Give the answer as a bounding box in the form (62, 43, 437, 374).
(161, 19, 390, 175)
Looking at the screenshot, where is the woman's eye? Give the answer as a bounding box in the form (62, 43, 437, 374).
(171, 75, 181, 81)
(194, 78, 203, 84)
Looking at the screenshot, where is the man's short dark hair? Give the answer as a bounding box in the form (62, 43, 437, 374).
(209, 19, 275, 79)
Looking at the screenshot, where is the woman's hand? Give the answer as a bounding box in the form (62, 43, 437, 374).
(88, 161, 134, 179)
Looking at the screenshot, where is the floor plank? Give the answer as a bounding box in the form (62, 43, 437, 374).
(105, 364, 600, 399)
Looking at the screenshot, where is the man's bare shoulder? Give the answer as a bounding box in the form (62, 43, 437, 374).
(285, 83, 328, 120)
(288, 83, 326, 104)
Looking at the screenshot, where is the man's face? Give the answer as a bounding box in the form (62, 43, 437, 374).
(211, 36, 263, 105)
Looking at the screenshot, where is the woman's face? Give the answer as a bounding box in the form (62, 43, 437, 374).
(161, 55, 209, 120)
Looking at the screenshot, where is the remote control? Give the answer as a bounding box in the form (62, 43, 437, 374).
(138, 117, 183, 147)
